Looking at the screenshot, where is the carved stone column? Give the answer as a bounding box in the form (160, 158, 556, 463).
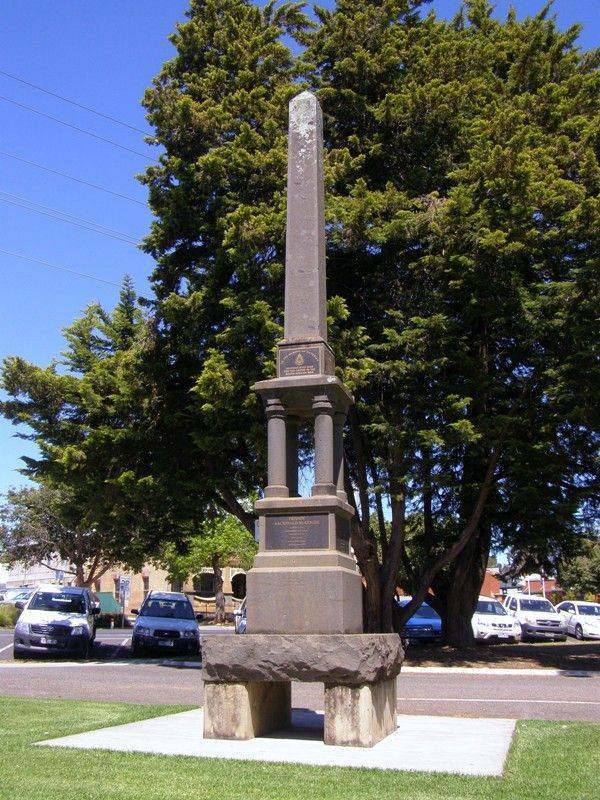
(333, 411, 347, 501)
(265, 398, 288, 498)
(286, 416, 300, 497)
(312, 394, 336, 496)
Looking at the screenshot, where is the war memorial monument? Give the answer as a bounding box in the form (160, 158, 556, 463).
(202, 91, 403, 748)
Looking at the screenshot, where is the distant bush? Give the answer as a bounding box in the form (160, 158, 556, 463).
(0, 605, 21, 628)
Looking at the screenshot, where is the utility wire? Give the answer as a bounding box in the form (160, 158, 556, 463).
(0, 188, 139, 242)
(0, 68, 151, 135)
(0, 94, 153, 160)
(0, 191, 139, 245)
(0, 248, 121, 287)
(0, 150, 147, 206)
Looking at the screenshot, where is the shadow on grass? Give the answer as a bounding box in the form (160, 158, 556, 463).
(405, 640, 600, 671)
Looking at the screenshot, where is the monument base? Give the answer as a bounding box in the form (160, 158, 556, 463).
(202, 634, 403, 748)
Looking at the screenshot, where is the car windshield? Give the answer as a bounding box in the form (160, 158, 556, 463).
(476, 600, 507, 616)
(29, 591, 86, 614)
(520, 598, 554, 612)
(412, 603, 440, 620)
(578, 605, 600, 616)
(140, 598, 194, 620)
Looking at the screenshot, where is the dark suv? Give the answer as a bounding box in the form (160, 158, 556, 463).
(131, 591, 201, 656)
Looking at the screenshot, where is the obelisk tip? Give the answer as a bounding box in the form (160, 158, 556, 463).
(289, 90, 321, 113)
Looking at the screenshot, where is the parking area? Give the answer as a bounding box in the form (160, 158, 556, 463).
(0, 625, 228, 663)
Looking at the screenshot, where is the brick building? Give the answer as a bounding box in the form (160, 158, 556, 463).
(94, 563, 247, 615)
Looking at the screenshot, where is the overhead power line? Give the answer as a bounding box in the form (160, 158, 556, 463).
(0, 151, 147, 206)
(0, 94, 152, 160)
(0, 189, 139, 245)
(0, 68, 151, 135)
(0, 248, 121, 287)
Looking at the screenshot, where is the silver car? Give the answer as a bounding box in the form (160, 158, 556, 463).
(131, 591, 201, 656)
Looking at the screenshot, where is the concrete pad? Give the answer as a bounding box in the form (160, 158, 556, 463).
(37, 708, 516, 776)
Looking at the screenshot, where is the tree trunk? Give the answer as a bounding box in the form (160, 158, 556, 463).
(442, 527, 491, 646)
(351, 519, 382, 631)
(212, 554, 225, 623)
(439, 445, 495, 647)
(75, 563, 85, 587)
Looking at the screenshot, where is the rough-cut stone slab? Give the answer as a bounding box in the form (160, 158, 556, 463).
(202, 634, 403, 687)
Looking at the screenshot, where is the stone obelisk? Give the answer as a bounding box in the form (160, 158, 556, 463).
(246, 91, 363, 634)
(201, 92, 402, 748)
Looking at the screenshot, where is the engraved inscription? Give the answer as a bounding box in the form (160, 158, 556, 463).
(265, 514, 328, 550)
(336, 516, 351, 553)
(278, 347, 320, 377)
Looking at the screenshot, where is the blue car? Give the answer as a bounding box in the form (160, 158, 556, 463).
(396, 597, 442, 643)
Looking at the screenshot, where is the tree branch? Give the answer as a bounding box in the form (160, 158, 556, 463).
(214, 487, 256, 534)
(397, 445, 502, 626)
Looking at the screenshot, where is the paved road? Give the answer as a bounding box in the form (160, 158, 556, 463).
(1, 629, 599, 722)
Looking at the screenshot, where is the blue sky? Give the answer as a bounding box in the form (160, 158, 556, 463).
(0, 0, 598, 496)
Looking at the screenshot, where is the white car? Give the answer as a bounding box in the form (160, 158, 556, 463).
(471, 596, 521, 642)
(556, 600, 600, 640)
(503, 594, 567, 641)
(13, 584, 99, 658)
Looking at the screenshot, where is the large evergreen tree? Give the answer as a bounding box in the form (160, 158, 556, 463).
(0, 279, 168, 578)
(138, 0, 599, 643)
(5, 2, 596, 642)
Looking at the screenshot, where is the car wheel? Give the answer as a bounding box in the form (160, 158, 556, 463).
(575, 625, 584, 641)
(556, 635, 567, 642)
(13, 648, 26, 660)
(131, 642, 143, 658)
(79, 640, 91, 659)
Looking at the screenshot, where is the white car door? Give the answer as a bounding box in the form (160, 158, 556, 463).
(560, 603, 575, 634)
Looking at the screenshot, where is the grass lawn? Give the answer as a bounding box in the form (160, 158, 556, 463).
(0, 697, 598, 800)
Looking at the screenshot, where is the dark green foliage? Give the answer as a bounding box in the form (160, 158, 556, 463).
(0, 280, 166, 583)
(558, 537, 600, 599)
(137, 0, 598, 640)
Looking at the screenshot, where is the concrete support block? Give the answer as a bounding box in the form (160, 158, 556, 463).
(324, 677, 397, 747)
(204, 680, 291, 740)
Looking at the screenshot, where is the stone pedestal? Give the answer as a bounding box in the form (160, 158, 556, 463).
(324, 678, 397, 747)
(202, 634, 403, 748)
(203, 681, 291, 740)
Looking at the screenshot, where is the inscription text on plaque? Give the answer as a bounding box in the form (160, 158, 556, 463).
(265, 513, 328, 550)
(278, 347, 320, 377)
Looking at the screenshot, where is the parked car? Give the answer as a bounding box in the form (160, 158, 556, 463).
(0, 587, 35, 606)
(234, 599, 247, 634)
(131, 591, 201, 656)
(395, 597, 442, 643)
(503, 594, 567, 641)
(471, 596, 521, 643)
(556, 600, 600, 640)
(13, 585, 100, 659)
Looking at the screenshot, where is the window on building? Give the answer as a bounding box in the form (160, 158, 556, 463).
(193, 573, 215, 596)
(113, 576, 119, 600)
(231, 573, 246, 599)
(143, 575, 150, 600)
